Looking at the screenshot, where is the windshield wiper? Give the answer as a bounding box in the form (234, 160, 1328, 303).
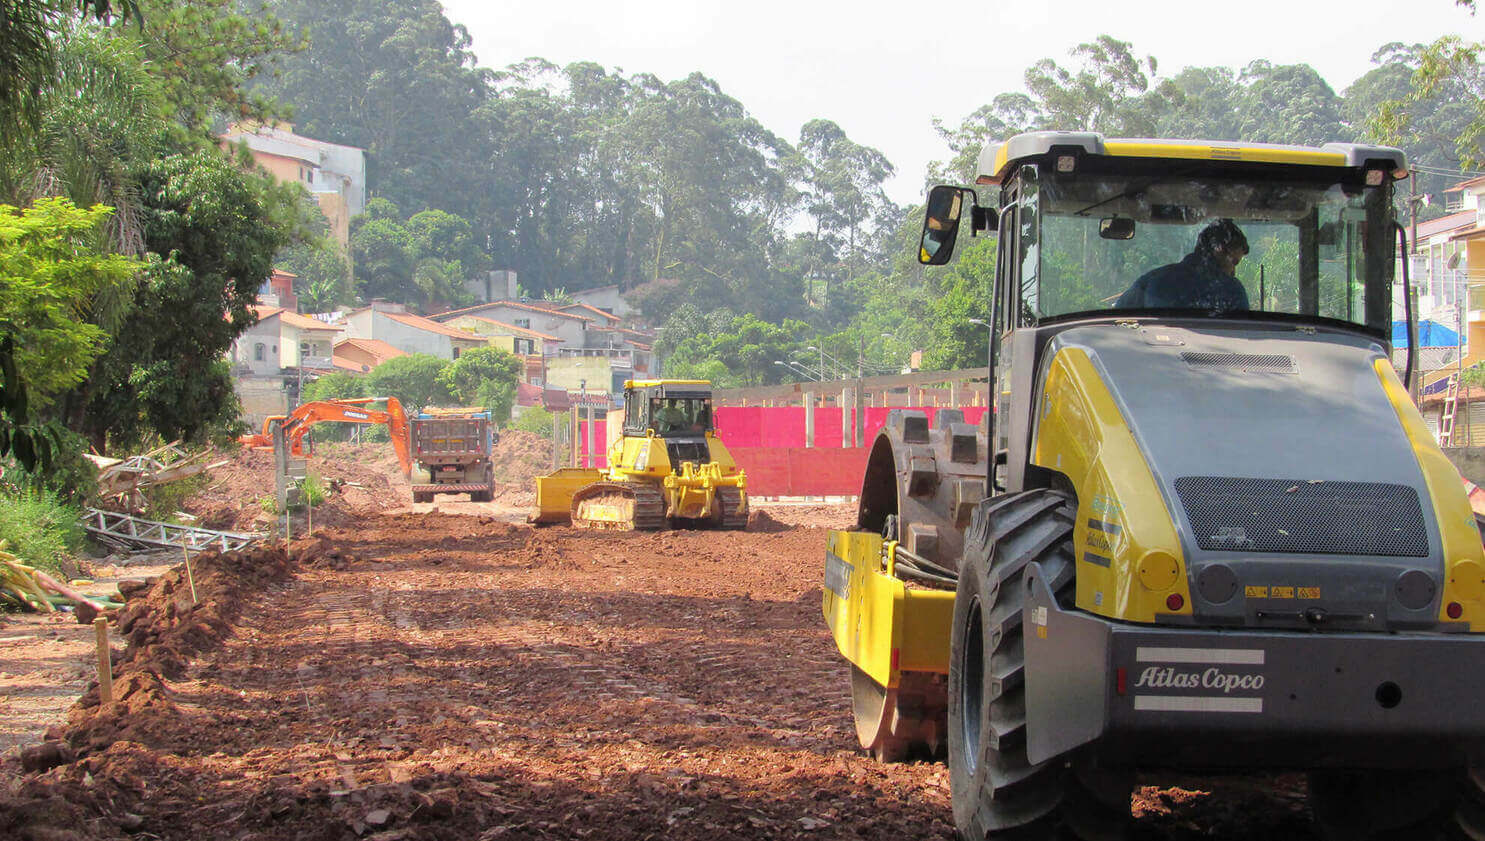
(1072, 165, 1199, 217)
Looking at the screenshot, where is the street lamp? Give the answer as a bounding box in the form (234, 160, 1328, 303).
(968, 317, 988, 328)
(775, 359, 817, 381)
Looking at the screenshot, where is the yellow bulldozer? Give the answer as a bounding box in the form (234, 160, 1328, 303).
(530, 379, 748, 530)
(824, 132, 1485, 839)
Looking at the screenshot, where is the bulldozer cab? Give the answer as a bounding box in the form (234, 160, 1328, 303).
(920, 133, 1408, 493)
(622, 380, 714, 438)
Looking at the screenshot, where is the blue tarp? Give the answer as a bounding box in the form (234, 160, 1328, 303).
(1393, 319, 1461, 348)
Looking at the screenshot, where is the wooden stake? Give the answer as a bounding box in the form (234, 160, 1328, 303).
(94, 617, 113, 706)
(182, 543, 198, 606)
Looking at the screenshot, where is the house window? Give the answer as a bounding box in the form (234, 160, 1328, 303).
(514, 318, 530, 328)
(453, 346, 462, 359)
(254, 343, 265, 362)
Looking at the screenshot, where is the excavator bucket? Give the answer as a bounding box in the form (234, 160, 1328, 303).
(530, 468, 605, 524)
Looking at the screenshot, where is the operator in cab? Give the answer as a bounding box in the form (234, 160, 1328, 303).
(1116, 218, 1250, 312)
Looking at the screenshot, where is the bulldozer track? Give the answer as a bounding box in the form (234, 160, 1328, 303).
(571, 482, 667, 530)
(717, 486, 749, 530)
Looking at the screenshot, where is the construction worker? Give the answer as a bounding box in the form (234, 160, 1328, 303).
(1116, 218, 1250, 312)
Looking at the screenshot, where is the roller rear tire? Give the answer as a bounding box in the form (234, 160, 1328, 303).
(948, 489, 1130, 840)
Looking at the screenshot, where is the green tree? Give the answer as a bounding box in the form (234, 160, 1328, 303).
(437, 345, 521, 422)
(350, 207, 414, 302)
(302, 371, 366, 402)
(664, 313, 809, 387)
(73, 149, 296, 448)
(273, 194, 352, 312)
(0, 0, 138, 130)
(125, 0, 301, 135)
(256, 0, 489, 217)
(0, 199, 140, 397)
(921, 238, 995, 371)
(366, 353, 449, 413)
(1373, 35, 1485, 169)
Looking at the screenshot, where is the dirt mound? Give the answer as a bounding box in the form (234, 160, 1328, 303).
(745, 508, 793, 532)
(64, 543, 293, 755)
(492, 428, 552, 491)
(185, 443, 409, 530)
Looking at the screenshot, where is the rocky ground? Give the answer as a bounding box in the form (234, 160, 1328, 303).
(0, 441, 1318, 840)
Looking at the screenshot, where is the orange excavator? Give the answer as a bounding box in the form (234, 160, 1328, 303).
(238, 397, 412, 476)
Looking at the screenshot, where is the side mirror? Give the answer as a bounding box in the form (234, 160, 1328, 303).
(919, 185, 967, 266)
(1099, 217, 1136, 240)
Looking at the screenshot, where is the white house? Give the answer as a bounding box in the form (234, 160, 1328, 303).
(341, 302, 487, 359)
(431, 300, 592, 347)
(233, 305, 343, 375)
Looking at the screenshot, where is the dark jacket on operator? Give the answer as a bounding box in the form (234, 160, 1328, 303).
(1115, 252, 1249, 312)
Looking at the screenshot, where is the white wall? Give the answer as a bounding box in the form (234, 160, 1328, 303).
(235, 317, 282, 376)
(342, 310, 455, 358)
(466, 304, 587, 347)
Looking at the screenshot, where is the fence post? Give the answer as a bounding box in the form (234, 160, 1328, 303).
(569, 406, 580, 467)
(841, 387, 853, 448)
(803, 391, 816, 448)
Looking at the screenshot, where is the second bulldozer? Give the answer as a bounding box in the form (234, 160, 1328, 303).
(531, 379, 748, 530)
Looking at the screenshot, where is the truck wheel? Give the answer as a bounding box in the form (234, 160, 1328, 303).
(949, 489, 1130, 840)
(1309, 769, 1456, 840)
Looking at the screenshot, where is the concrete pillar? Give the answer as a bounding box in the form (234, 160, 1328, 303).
(841, 387, 853, 447)
(950, 382, 959, 408)
(804, 391, 816, 448)
(569, 406, 580, 467)
(855, 382, 866, 446)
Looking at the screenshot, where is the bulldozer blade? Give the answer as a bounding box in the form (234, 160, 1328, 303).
(530, 468, 605, 524)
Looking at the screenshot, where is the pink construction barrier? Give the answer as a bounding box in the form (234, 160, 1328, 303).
(714, 406, 986, 449)
(576, 406, 987, 495)
(727, 447, 870, 497)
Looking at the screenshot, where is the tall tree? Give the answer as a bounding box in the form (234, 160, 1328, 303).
(258, 0, 490, 218)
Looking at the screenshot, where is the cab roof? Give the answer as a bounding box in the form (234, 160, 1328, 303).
(975, 131, 1408, 186)
(624, 379, 712, 389)
(625, 379, 712, 400)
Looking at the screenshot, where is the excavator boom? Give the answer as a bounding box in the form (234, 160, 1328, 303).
(238, 396, 412, 477)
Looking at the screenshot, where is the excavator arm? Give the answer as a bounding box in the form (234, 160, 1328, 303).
(240, 398, 411, 477)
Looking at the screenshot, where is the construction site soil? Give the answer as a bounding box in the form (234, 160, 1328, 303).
(1, 444, 1319, 840)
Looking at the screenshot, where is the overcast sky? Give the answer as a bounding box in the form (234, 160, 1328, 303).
(440, 0, 1481, 205)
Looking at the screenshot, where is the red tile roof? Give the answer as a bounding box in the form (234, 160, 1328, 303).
(432, 300, 593, 322)
(1417, 210, 1476, 240)
(253, 305, 343, 333)
(382, 310, 489, 342)
(559, 302, 620, 322)
(334, 337, 407, 362)
(448, 315, 563, 342)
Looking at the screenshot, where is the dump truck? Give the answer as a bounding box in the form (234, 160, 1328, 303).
(409, 407, 497, 503)
(530, 379, 747, 529)
(824, 132, 1485, 839)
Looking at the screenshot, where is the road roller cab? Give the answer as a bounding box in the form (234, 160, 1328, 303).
(824, 132, 1485, 839)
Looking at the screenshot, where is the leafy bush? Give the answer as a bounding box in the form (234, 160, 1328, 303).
(437, 346, 521, 422)
(140, 473, 209, 522)
(0, 489, 83, 574)
(366, 353, 450, 413)
(5, 426, 97, 504)
(297, 472, 328, 509)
